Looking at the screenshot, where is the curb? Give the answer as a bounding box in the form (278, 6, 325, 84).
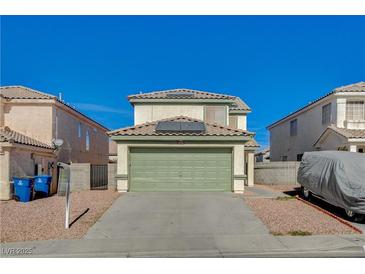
(296, 196, 362, 234)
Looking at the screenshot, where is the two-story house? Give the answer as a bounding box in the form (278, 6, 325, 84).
(108, 88, 258, 193)
(268, 82, 365, 161)
(0, 86, 109, 200)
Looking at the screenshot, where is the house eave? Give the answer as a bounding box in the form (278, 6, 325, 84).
(111, 135, 250, 142)
(129, 98, 235, 104)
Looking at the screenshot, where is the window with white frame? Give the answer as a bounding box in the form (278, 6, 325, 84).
(85, 130, 90, 151)
(322, 103, 332, 125)
(78, 122, 82, 138)
(290, 119, 298, 136)
(346, 101, 365, 120)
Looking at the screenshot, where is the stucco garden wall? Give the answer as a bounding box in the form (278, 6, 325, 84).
(254, 161, 300, 185)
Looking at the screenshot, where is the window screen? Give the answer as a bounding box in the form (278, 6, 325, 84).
(229, 115, 238, 129)
(322, 103, 332, 125)
(346, 101, 365, 120)
(205, 106, 226, 125)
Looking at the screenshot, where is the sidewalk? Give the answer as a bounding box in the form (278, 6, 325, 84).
(1, 233, 365, 257)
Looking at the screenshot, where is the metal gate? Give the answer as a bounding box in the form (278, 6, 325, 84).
(90, 165, 108, 190)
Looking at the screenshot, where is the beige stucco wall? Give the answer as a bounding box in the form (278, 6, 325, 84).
(269, 96, 337, 161)
(3, 102, 53, 144)
(134, 104, 205, 124)
(54, 104, 109, 164)
(2, 99, 109, 165)
(115, 142, 246, 193)
(134, 104, 231, 126)
(270, 93, 365, 161)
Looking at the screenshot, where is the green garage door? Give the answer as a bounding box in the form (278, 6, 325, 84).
(130, 147, 232, 192)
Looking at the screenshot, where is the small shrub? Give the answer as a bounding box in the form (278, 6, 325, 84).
(288, 230, 312, 236)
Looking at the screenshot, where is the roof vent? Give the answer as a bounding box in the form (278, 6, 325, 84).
(166, 92, 194, 98)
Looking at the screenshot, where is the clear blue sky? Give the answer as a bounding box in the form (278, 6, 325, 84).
(1, 16, 365, 148)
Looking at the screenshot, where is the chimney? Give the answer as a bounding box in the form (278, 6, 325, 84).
(58, 92, 62, 101)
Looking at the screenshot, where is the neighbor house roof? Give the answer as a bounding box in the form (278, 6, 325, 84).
(0, 127, 54, 149)
(267, 81, 365, 129)
(0, 86, 56, 100)
(108, 116, 253, 137)
(0, 86, 109, 131)
(314, 125, 365, 147)
(127, 88, 251, 112)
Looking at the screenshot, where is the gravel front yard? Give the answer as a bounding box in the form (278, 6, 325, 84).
(245, 197, 358, 235)
(0, 190, 120, 243)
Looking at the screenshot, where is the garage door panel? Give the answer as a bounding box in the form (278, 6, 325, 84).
(130, 147, 232, 192)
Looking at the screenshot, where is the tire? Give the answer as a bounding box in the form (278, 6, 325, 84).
(301, 186, 311, 200)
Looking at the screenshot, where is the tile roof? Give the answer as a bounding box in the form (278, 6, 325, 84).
(229, 97, 251, 111)
(0, 86, 56, 99)
(334, 81, 365, 92)
(128, 88, 236, 100)
(327, 125, 365, 139)
(268, 81, 365, 129)
(0, 86, 109, 131)
(108, 116, 253, 137)
(128, 88, 251, 111)
(245, 138, 260, 147)
(0, 127, 54, 149)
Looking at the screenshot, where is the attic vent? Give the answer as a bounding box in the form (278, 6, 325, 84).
(166, 92, 195, 98)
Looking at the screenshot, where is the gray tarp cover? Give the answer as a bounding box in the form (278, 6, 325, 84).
(297, 151, 365, 214)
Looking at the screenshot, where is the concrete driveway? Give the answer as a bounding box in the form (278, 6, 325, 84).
(84, 192, 284, 255)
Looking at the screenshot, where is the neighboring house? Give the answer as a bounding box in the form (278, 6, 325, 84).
(268, 82, 365, 161)
(108, 88, 258, 193)
(255, 148, 270, 163)
(0, 86, 109, 200)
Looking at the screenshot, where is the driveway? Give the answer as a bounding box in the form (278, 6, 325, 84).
(84, 192, 284, 255)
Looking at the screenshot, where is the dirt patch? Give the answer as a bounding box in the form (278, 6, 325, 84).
(245, 197, 358, 236)
(0, 190, 120, 243)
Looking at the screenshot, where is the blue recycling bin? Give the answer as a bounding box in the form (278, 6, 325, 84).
(34, 175, 52, 196)
(13, 177, 34, 202)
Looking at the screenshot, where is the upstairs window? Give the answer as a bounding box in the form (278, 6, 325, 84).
(205, 106, 226, 125)
(346, 101, 365, 120)
(322, 103, 332, 125)
(290, 119, 298, 136)
(85, 130, 90, 151)
(78, 122, 82, 138)
(229, 115, 238, 129)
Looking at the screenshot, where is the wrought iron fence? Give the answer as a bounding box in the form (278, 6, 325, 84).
(90, 164, 108, 190)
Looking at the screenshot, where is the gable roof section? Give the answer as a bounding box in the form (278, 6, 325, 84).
(1, 86, 109, 131)
(127, 88, 251, 112)
(314, 125, 365, 147)
(0, 127, 54, 149)
(108, 116, 253, 137)
(267, 81, 365, 129)
(128, 88, 236, 100)
(245, 138, 260, 147)
(0, 86, 56, 99)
